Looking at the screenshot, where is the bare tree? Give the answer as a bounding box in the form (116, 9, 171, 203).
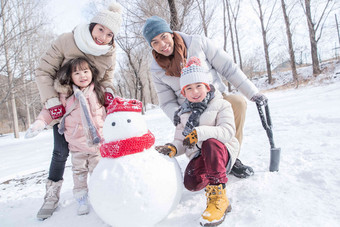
(300, 0, 334, 76)
(253, 0, 277, 84)
(336, 14, 340, 50)
(281, 0, 299, 87)
(225, 0, 237, 64)
(1, 0, 20, 138)
(0, 0, 49, 135)
(229, 0, 243, 70)
(194, 0, 214, 37)
(167, 0, 180, 30)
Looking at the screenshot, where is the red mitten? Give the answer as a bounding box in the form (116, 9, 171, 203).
(104, 92, 114, 107)
(48, 105, 65, 119)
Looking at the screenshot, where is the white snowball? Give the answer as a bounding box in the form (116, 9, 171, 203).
(103, 112, 148, 142)
(89, 148, 183, 227)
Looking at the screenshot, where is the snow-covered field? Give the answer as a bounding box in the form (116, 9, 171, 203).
(1, 62, 340, 227)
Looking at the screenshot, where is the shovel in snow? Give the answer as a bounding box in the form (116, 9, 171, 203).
(256, 101, 281, 172)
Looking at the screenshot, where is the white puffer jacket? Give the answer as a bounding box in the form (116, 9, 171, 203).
(171, 90, 239, 173)
(150, 32, 258, 121)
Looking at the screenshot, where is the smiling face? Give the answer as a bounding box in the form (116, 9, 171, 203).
(183, 83, 210, 103)
(71, 63, 93, 89)
(91, 24, 114, 45)
(150, 32, 174, 56)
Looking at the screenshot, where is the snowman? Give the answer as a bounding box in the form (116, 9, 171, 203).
(89, 97, 183, 227)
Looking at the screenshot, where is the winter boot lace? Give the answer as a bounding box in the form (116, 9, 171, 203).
(76, 193, 89, 215)
(36, 179, 63, 219)
(230, 158, 254, 178)
(200, 184, 232, 226)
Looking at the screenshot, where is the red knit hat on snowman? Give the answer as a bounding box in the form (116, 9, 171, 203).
(100, 97, 155, 158)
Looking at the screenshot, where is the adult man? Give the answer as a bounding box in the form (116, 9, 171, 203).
(142, 16, 267, 178)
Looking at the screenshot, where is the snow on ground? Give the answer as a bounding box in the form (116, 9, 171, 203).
(1, 62, 340, 227)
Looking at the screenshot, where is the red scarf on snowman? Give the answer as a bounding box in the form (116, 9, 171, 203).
(100, 130, 155, 158)
(100, 97, 155, 158)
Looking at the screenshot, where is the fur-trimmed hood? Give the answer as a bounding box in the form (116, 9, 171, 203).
(54, 79, 73, 97)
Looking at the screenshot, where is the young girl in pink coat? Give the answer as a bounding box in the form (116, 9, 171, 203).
(27, 57, 106, 215)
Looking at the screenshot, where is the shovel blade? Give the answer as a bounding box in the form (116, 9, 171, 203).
(269, 147, 281, 172)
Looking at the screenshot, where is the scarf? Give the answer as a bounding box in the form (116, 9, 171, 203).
(152, 32, 187, 77)
(73, 23, 111, 56)
(174, 88, 215, 137)
(100, 130, 155, 158)
(58, 84, 101, 146)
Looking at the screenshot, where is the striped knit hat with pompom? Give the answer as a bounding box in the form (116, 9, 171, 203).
(91, 2, 123, 36)
(180, 57, 212, 95)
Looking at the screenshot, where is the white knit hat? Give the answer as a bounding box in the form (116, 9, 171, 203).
(180, 57, 212, 94)
(91, 2, 122, 36)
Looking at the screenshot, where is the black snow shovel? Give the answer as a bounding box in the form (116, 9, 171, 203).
(256, 101, 281, 172)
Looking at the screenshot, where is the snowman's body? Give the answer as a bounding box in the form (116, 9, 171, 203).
(89, 98, 183, 227)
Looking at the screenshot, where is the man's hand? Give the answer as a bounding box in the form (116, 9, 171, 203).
(183, 129, 198, 149)
(251, 93, 268, 106)
(155, 143, 177, 158)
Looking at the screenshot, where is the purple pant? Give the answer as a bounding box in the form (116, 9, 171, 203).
(184, 138, 229, 191)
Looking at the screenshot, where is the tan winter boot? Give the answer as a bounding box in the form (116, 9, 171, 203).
(200, 184, 232, 226)
(36, 179, 63, 219)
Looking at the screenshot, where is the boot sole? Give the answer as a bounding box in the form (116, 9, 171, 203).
(200, 204, 232, 226)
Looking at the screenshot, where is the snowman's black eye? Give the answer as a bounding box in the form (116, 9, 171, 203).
(111, 122, 116, 126)
(127, 119, 131, 123)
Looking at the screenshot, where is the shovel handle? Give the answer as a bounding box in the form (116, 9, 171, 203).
(256, 102, 275, 148)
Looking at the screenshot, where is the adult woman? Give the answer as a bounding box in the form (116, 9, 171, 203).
(34, 3, 122, 219)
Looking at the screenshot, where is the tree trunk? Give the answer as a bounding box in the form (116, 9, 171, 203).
(256, 0, 273, 84)
(167, 0, 179, 31)
(335, 14, 340, 55)
(281, 0, 299, 87)
(305, 0, 321, 75)
(222, 0, 228, 51)
(196, 0, 208, 37)
(226, 0, 237, 64)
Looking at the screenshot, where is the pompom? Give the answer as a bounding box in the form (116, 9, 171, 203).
(108, 2, 122, 14)
(186, 56, 201, 67)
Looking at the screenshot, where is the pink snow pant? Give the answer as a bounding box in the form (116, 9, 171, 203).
(71, 150, 101, 197)
(184, 138, 229, 191)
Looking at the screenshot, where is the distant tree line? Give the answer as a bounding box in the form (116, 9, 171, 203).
(0, 0, 338, 137)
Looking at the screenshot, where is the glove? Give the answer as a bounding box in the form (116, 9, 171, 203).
(251, 93, 268, 106)
(155, 143, 177, 158)
(183, 129, 198, 149)
(48, 105, 65, 119)
(25, 120, 47, 139)
(104, 92, 114, 107)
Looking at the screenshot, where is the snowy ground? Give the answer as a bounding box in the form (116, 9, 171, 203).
(1, 62, 340, 227)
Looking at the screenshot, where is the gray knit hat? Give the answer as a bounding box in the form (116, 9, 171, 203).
(142, 16, 173, 46)
(91, 2, 122, 36)
(180, 57, 212, 94)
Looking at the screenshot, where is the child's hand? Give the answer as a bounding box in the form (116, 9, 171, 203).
(183, 129, 198, 149)
(155, 143, 177, 158)
(25, 120, 47, 139)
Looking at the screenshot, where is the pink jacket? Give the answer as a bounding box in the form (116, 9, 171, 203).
(37, 83, 106, 152)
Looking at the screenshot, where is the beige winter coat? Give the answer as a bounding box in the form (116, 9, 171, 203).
(171, 90, 239, 173)
(35, 31, 116, 106)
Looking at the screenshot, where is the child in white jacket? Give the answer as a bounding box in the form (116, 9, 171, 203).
(155, 57, 239, 227)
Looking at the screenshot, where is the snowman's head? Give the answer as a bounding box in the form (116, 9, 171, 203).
(103, 111, 148, 142)
(103, 97, 147, 142)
